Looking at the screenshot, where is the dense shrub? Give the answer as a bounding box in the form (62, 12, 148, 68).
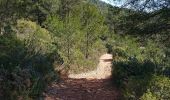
(113, 59, 170, 100)
(110, 34, 169, 100)
(113, 59, 155, 99)
(0, 21, 60, 99)
(16, 19, 55, 54)
(140, 91, 157, 100)
(140, 75, 170, 100)
(148, 75, 170, 99)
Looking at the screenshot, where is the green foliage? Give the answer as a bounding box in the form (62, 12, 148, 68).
(140, 90, 157, 100)
(110, 33, 169, 99)
(140, 75, 170, 100)
(17, 19, 55, 54)
(113, 59, 170, 100)
(44, 3, 107, 73)
(113, 59, 155, 99)
(0, 0, 169, 99)
(149, 75, 170, 99)
(44, 15, 82, 65)
(0, 0, 60, 35)
(0, 36, 30, 99)
(0, 23, 59, 99)
(108, 34, 165, 63)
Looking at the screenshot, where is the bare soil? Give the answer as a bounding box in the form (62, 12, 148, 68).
(44, 78, 121, 100)
(44, 54, 122, 100)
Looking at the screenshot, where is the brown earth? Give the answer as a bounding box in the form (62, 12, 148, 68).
(68, 54, 113, 79)
(44, 54, 122, 100)
(44, 78, 122, 100)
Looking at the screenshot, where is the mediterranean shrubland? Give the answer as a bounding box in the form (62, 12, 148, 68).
(0, 0, 169, 99)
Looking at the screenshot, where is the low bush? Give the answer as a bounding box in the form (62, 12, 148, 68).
(112, 59, 155, 99)
(140, 75, 170, 100)
(0, 20, 60, 99)
(110, 34, 169, 100)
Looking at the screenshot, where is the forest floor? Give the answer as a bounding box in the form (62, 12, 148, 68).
(44, 54, 122, 100)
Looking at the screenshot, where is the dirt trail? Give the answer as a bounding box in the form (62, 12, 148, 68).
(68, 54, 113, 79)
(44, 54, 121, 100)
(44, 78, 121, 100)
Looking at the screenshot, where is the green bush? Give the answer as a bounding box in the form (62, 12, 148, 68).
(140, 90, 157, 100)
(0, 21, 59, 99)
(16, 19, 55, 54)
(112, 59, 155, 99)
(110, 34, 168, 100)
(140, 75, 170, 100)
(0, 36, 31, 99)
(149, 75, 170, 99)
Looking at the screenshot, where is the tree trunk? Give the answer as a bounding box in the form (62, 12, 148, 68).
(67, 38, 70, 62)
(85, 32, 89, 59)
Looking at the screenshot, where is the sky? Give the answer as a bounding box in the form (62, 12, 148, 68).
(100, 0, 125, 7)
(100, 0, 161, 12)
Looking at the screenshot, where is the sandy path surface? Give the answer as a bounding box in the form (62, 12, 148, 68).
(44, 54, 121, 100)
(68, 54, 113, 79)
(44, 78, 121, 100)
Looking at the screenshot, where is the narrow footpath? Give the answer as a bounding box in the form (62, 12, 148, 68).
(44, 54, 122, 100)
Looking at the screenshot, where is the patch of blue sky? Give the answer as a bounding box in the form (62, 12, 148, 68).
(99, 0, 158, 12)
(100, 0, 126, 7)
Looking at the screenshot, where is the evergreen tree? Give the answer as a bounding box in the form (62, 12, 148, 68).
(81, 3, 107, 59)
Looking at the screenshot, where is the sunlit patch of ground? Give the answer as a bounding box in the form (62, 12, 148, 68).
(44, 54, 121, 100)
(68, 54, 113, 79)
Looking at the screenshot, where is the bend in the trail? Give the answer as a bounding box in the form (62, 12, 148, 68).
(44, 54, 122, 100)
(68, 54, 113, 80)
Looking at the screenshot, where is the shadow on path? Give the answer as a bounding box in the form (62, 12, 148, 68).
(44, 54, 121, 100)
(44, 78, 121, 100)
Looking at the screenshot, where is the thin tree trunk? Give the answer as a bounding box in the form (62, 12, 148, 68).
(86, 32, 89, 59)
(67, 38, 70, 62)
